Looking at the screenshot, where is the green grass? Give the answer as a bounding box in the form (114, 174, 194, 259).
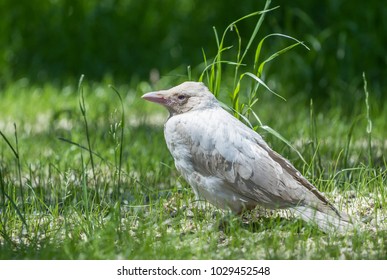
(1, 1, 386, 259)
(0, 76, 386, 259)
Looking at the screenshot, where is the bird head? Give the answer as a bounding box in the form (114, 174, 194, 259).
(142, 82, 218, 116)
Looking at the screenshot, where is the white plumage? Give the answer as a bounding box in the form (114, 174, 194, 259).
(142, 81, 352, 232)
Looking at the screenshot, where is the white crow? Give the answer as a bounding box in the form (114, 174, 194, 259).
(142, 81, 352, 232)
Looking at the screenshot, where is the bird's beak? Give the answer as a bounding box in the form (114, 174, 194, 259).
(141, 91, 168, 105)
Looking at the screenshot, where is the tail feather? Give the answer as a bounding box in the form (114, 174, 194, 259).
(293, 206, 353, 233)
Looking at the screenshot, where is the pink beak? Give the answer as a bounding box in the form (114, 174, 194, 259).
(141, 91, 168, 105)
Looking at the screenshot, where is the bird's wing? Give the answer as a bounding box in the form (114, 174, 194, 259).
(180, 108, 293, 208)
(185, 107, 339, 212)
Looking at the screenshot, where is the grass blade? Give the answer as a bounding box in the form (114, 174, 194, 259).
(108, 85, 126, 199)
(260, 124, 307, 165)
(78, 75, 98, 198)
(0, 130, 18, 159)
(362, 72, 373, 167)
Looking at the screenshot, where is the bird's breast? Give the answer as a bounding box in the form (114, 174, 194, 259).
(164, 114, 199, 174)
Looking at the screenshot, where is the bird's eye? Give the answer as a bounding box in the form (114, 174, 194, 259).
(177, 95, 186, 100)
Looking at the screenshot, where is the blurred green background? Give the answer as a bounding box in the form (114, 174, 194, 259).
(0, 0, 386, 106)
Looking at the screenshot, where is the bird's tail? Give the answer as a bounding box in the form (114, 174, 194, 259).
(293, 205, 353, 233)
